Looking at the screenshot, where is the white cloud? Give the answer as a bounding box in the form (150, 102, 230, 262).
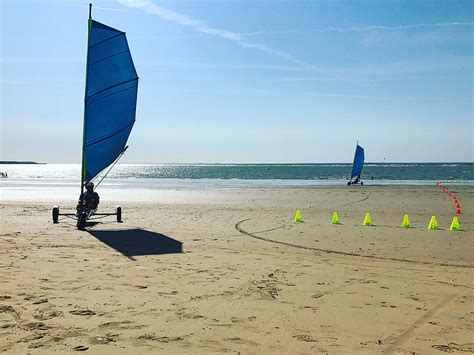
(117, 0, 307, 66)
(312, 22, 474, 33)
(65, 3, 128, 13)
(238, 22, 474, 36)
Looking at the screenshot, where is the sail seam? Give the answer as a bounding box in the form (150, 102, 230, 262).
(89, 49, 130, 66)
(89, 32, 124, 48)
(87, 78, 138, 100)
(86, 120, 135, 148)
(87, 85, 137, 105)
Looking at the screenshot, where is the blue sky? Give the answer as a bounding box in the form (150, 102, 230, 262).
(1, 0, 472, 163)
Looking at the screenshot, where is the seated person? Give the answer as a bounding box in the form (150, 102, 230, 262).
(77, 181, 100, 212)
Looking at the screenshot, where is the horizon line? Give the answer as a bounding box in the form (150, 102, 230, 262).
(1, 161, 473, 165)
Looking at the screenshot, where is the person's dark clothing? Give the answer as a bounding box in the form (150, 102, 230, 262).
(78, 190, 100, 210)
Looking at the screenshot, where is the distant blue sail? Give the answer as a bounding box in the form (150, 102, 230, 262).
(83, 20, 138, 182)
(351, 145, 365, 178)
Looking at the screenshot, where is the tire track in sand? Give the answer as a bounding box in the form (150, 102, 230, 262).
(386, 292, 460, 353)
(338, 192, 370, 207)
(235, 219, 473, 268)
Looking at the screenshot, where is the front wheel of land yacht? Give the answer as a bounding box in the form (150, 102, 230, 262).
(52, 206, 59, 224)
(116, 207, 122, 223)
(77, 213, 86, 230)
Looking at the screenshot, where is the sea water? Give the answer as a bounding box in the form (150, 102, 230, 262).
(1, 163, 471, 201)
(0, 163, 472, 186)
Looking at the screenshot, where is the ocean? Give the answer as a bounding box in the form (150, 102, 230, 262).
(1, 163, 472, 185)
(1, 163, 471, 202)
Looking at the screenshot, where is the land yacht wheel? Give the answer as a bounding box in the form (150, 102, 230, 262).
(77, 212, 87, 230)
(116, 206, 122, 223)
(52, 206, 59, 224)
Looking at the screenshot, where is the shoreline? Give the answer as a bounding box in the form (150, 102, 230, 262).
(1, 183, 473, 203)
(1, 163, 473, 184)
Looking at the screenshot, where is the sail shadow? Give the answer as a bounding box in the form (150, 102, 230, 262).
(88, 229, 183, 258)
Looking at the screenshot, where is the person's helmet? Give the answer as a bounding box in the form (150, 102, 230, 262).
(85, 181, 94, 189)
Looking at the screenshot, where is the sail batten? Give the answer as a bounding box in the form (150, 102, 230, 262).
(86, 120, 135, 147)
(87, 78, 138, 100)
(82, 18, 138, 183)
(89, 49, 130, 66)
(90, 32, 124, 48)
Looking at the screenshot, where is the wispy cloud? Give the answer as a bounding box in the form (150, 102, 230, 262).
(117, 0, 307, 66)
(312, 22, 474, 33)
(240, 22, 474, 36)
(241, 29, 300, 36)
(0, 56, 82, 64)
(65, 3, 128, 13)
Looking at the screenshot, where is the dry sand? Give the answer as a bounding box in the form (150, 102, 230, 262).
(0, 185, 473, 353)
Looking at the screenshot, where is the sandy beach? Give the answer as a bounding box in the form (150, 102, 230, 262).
(0, 185, 473, 353)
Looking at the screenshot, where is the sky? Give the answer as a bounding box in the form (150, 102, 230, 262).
(1, 0, 473, 163)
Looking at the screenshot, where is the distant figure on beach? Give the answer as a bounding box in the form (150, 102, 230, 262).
(77, 182, 100, 212)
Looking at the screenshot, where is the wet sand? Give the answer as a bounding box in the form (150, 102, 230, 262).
(0, 185, 473, 353)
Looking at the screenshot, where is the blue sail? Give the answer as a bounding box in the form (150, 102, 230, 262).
(83, 20, 138, 182)
(351, 144, 365, 178)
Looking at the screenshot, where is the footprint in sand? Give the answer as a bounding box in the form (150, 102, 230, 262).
(28, 342, 44, 349)
(90, 334, 118, 345)
(293, 335, 317, 343)
(0, 305, 21, 321)
(360, 280, 378, 284)
(138, 334, 183, 342)
(32, 298, 48, 305)
(300, 305, 318, 311)
(18, 333, 45, 344)
(0, 305, 15, 313)
(22, 322, 50, 331)
(73, 345, 89, 351)
(224, 337, 259, 346)
(70, 309, 96, 316)
(98, 320, 147, 330)
(23, 295, 39, 301)
(33, 310, 63, 321)
(432, 343, 474, 353)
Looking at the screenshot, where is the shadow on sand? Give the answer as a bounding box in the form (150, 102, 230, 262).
(88, 229, 183, 259)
